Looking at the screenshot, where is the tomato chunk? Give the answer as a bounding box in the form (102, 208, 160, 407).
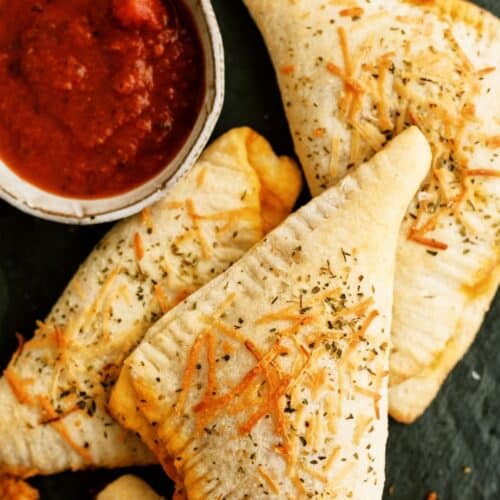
(112, 0, 165, 30)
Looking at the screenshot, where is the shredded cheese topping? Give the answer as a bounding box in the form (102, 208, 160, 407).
(298, 5, 500, 251)
(175, 271, 382, 495)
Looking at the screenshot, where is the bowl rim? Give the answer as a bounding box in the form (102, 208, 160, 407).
(0, 0, 225, 225)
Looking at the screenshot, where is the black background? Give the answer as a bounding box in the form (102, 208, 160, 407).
(0, 1, 498, 498)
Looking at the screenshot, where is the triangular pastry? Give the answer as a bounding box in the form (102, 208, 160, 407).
(97, 475, 164, 500)
(244, 0, 500, 423)
(0, 128, 301, 476)
(111, 128, 431, 499)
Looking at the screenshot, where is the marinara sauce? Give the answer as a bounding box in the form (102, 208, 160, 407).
(0, 0, 204, 198)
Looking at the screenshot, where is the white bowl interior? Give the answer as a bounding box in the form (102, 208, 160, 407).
(0, 0, 224, 224)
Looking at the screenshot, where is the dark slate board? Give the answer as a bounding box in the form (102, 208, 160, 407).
(0, 1, 498, 498)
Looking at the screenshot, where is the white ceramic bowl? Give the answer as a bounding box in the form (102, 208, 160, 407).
(0, 0, 224, 224)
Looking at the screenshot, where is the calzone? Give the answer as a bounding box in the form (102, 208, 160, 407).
(0, 128, 301, 476)
(111, 128, 431, 499)
(244, 0, 500, 423)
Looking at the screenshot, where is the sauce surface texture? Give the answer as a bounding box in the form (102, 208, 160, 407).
(0, 0, 204, 198)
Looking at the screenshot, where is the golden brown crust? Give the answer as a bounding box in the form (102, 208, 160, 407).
(461, 261, 500, 300)
(245, 129, 303, 233)
(0, 467, 40, 480)
(0, 476, 39, 500)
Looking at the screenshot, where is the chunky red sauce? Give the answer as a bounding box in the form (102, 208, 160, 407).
(0, 0, 204, 198)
